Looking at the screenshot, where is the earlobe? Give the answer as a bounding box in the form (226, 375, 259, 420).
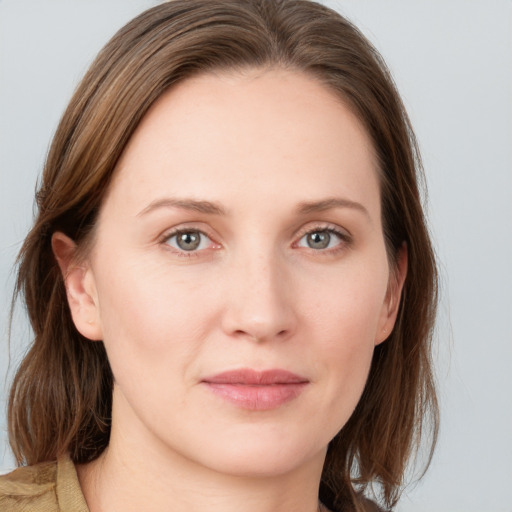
(375, 243, 408, 345)
(51, 232, 103, 341)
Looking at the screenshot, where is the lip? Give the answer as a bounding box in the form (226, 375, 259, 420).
(201, 368, 309, 411)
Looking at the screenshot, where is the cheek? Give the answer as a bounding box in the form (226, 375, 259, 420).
(92, 255, 214, 380)
(301, 261, 388, 403)
(309, 312, 378, 437)
(304, 261, 388, 345)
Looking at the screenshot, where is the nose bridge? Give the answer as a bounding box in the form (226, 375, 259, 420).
(222, 241, 295, 342)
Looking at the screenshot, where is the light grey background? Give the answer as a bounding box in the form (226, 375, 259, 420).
(1, 1, 511, 511)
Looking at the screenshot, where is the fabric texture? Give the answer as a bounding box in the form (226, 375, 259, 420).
(0, 455, 89, 512)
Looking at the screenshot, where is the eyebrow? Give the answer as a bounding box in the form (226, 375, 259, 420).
(137, 196, 369, 219)
(137, 198, 227, 217)
(296, 197, 370, 218)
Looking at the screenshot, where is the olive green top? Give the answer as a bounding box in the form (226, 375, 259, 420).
(0, 455, 89, 512)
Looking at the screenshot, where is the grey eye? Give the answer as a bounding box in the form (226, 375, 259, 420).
(297, 229, 345, 251)
(167, 230, 209, 252)
(176, 232, 201, 251)
(306, 231, 331, 249)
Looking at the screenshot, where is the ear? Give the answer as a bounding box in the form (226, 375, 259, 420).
(375, 243, 408, 345)
(52, 232, 103, 341)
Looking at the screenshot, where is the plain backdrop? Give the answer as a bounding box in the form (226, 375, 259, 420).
(1, 1, 511, 511)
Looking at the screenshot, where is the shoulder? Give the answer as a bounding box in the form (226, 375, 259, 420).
(0, 455, 89, 511)
(0, 459, 59, 511)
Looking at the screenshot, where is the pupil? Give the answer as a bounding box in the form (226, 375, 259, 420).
(307, 231, 330, 249)
(177, 232, 200, 251)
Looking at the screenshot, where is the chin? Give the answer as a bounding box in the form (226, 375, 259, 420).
(206, 449, 321, 479)
(175, 427, 328, 479)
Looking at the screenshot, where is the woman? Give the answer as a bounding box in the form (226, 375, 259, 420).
(0, 1, 438, 511)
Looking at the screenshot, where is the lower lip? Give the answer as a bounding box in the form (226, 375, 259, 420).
(203, 382, 308, 411)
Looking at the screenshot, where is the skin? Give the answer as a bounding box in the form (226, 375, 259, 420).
(53, 68, 406, 512)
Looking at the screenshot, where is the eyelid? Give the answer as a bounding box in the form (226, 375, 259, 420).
(156, 221, 352, 256)
(294, 222, 352, 241)
(293, 222, 353, 251)
(158, 224, 222, 256)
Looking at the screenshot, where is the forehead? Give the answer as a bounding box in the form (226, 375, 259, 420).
(105, 68, 380, 219)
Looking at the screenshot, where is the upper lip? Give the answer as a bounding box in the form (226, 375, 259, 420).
(202, 368, 309, 385)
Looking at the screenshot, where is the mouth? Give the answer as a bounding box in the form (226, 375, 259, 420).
(201, 368, 309, 411)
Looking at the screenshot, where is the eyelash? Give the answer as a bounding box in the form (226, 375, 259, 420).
(159, 224, 352, 257)
(294, 225, 352, 254)
(160, 228, 218, 258)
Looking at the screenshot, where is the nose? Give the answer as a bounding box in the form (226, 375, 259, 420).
(220, 249, 297, 343)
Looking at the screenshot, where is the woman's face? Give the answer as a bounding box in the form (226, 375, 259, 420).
(62, 69, 405, 478)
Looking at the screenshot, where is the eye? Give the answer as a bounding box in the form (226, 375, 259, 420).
(165, 230, 212, 252)
(297, 228, 347, 250)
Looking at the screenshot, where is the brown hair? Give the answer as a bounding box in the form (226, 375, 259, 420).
(8, 1, 438, 510)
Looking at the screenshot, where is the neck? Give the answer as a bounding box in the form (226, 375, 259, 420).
(78, 446, 326, 512)
(77, 394, 327, 512)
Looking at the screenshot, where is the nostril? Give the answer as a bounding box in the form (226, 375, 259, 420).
(231, 328, 289, 343)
